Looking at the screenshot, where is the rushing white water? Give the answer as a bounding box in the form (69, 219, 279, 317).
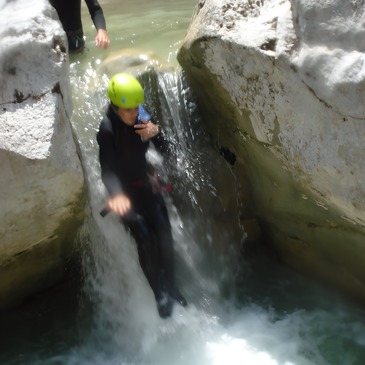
(67, 67, 292, 365)
(62, 55, 365, 364)
(68, 62, 249, 364)
(65, 0, 365, 362)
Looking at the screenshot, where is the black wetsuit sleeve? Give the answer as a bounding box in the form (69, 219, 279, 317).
(97, 118, 123, 197)
(84, 0, 106, 30)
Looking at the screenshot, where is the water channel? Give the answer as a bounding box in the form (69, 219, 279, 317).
(1, 1, 365, 364)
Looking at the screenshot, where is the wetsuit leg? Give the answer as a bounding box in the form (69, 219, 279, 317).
(148, 195, 175, 292)
(67, 30, 85, 51)
(121, 211, 179, 318)
(139, 192, 187, 307)
(49, 0, 85, 51)
(121, 213, 161, 299)
(126, 187, 187, 316)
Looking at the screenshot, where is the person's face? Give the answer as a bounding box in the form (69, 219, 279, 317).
(117, 106, 139, 126)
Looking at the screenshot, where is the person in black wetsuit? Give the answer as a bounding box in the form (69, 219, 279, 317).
(97, 73, 187, 318)
(50, 0, 110, 51)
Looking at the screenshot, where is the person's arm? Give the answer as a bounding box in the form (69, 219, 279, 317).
(133, 105, 170, 153)
(134, 121, 159, 139)
(84, 0, 110, 49)
(97, 118, 122, 196)
(84, 0, 105, 29)
(97, 118, 131, 216)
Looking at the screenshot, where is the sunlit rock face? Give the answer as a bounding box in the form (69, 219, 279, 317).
(178, 0, 365, 301)
(0, 0, 85, 309)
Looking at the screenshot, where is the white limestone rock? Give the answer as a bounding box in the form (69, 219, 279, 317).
(180, 0, 365, 224)
(178, 0, 365, 300)
(0, 0, 84, 308)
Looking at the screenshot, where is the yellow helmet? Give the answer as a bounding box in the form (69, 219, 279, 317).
(107, 73, 144, 108)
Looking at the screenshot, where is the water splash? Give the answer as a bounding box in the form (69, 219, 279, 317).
(4, 56, 363, 365)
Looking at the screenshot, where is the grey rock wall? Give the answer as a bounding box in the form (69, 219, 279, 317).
(0, 0, 85, 308)
(178, 0, 365, 301)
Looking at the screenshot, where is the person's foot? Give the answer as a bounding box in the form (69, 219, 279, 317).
(156, 293, 174, 318)
(170, 287, 187, 307)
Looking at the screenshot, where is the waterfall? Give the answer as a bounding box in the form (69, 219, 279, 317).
(67, 64, 248, 364)
(2, 61, 362, 365)
(59, 61, 365, 364)
(2, 0, 365, 362)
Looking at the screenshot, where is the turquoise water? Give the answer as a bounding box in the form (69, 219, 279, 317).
(76, 0, 197, 66)
(1, 1, 365, 364)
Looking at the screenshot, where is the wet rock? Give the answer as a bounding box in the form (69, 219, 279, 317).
(177, 0, 365, 302)
(0, 0, 85, 309)
(97, 48, 172, 78)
